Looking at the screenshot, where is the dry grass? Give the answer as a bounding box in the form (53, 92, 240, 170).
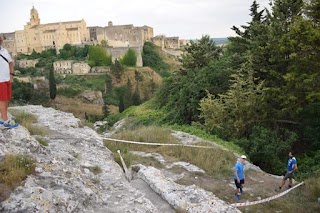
(104, 126, 234, 177)
(89, 165, 102, 175)
(53, 96, 104, 119)
(10, 111, 48, 136)
(104, 125, 320, 212)
(0, 154, 36, 201)
(35, 136, 49, 147)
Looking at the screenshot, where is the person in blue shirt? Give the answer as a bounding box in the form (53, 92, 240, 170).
(276, 151, 298, 191)
(234, 155, 246, 200)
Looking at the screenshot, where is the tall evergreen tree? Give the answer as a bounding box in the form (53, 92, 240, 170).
(110, 59, 123, 81)
(49, 68, 57, 100)
(179, 35, 221, 73)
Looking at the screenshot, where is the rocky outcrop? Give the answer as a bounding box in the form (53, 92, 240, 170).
(0, 105, 156, 212)
(0, 105, 241, 212)
(134, 164, 241, 213)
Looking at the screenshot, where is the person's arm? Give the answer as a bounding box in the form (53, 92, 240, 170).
(9, 61, 14, 82)
(234, 165, 240, 182)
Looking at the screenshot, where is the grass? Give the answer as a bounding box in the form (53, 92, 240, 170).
(89, 165, 102, 175)
(0, 154, 36, 201)
(104, 126, 235, 177)
(35, 136, 49, 147)
(110, 99, 243, 155)
(10, 110, 48, 136)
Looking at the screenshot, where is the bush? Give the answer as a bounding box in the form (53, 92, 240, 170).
(121, 48, 137, 67)
(142, 42, 170, 77)
(237, 126, 297, 174)
(57, 87, 81, 97)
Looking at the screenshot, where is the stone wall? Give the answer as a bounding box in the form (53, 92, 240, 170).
(89, 22, 153, 48)
(53, 60, 73, 74)
(72, 62, 91, 74)
(53, 60, 91, 74)
(16, 59, 39, 68)
(152, 35, 180, 49)
(90, 66, 110, 73)
(107, 46, 143, 67)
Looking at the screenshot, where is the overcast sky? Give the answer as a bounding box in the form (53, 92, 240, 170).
(1, 0, 270, 39)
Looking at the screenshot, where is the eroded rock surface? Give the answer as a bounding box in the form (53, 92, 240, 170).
(1, 105, 241, 213)
(0, 105, 157, 213)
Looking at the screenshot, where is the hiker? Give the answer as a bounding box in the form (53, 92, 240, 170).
(276, 151, 298, 191)
(234, 155, 246, 200)
(0, 35, 19, 128)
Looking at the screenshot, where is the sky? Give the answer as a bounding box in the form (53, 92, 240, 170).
(1, 0, 270, 39)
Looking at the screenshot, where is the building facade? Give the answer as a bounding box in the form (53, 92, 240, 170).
(1, 6, 89, 55)
(89, 21, 153, 48)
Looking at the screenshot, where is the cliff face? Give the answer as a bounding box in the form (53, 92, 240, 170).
(0, 105, 157, 212)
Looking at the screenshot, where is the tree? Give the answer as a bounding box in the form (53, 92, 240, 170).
(142, 42, 170, 77)
(132, 88, 141, 106)
(199, 59, 266, 138)
(49, 68, 57, 100)
(102, 99, 111, 117)
(179, 35, 222, 73)
(88, 45, 112, 67)
(155, 44, 231, 124)
(110, 59, 123, 81)
(121, 48, 137, 67)
(114, 86, 127, 113)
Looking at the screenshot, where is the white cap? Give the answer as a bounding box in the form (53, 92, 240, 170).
(240, 155, 247, 159)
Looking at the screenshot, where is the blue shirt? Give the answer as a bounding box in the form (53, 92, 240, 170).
(287, 157, 297, 172)
(234, 161, 245, 180)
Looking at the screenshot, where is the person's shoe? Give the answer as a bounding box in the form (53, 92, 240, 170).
(287, 185, 292, 189)
(2, 120, 20, 129)
(275, 187, 281, 192)
(234, 194, 240, 200)
(0, 120, 3, 125)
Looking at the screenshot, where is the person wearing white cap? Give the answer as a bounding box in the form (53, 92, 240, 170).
(233, 155, 247, 200)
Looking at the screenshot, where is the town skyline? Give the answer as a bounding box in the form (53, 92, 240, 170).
(1, 0, 270, 39)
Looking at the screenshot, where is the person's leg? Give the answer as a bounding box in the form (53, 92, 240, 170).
(288, 177, 293, 188)
(234, 179, 241, 199)
(0, 82, 8, 121)
(276, 172, 289, 191)
(0, 101, 8, 121)
(0, 81, 10, 122)
(240, 179, 245, 193)
(279, 179, 286, 188)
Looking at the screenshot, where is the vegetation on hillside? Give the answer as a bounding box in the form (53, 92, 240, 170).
(142, 42, 170, 77)
(121, 48, 137, 67)
(110, 0, 320, 180)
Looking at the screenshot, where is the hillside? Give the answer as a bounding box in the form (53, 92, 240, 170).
(1, 106, 318, 212)
(1, 105, 239, 212)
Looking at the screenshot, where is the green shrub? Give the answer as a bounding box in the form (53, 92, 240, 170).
(237, 126, 297, 174)
(121, 48, 137, 67)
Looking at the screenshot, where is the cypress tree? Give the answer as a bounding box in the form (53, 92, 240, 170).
(49, 68, 57, 100)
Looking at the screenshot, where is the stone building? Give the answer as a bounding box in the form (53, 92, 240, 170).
(1, 32, 16, 54)
(53, 60, 91, 74)
(1, 6, 89, 55)
(106, 46, 143, 67)
(89, 21, 153, 48)
(16, 59, 39, 68)
(152, 35, 180, 49)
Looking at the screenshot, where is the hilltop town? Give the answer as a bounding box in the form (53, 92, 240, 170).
(1, 6, 188, 64)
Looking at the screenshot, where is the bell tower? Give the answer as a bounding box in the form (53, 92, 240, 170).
(30, 6, 40, 26)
